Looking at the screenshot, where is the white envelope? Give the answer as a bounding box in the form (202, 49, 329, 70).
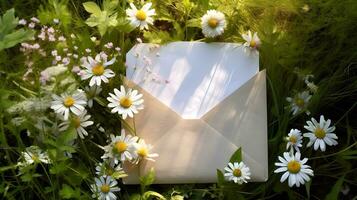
(123, 42, 268, 184)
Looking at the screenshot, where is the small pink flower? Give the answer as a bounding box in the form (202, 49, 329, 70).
(30, 17, 40, 23)
(32, 43, 40, 49)
(18, 19, 27, 25)
(38, 32, 46, 40)
(51, 50, 58, 56)
(104, 42, 113, 49)
(62, 57, 70, 65)
(28, 22, 35, 29)
(48, 35, 56, 41)
(58, 36, 66, 42)
(72, 66, 81, 73)
(47, 27, 55, 33)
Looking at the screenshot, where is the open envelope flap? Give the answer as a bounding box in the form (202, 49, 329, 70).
(123, 70, 268, 184)
(202, 70, 268, 181)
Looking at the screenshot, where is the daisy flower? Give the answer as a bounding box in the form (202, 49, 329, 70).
(20, 146, 51, 165)
(95, 161, 126, 178)
(85, 85, 102, 108)
(81, 54, 116, 87)
(242, 30, 261, 49)
(126, 2, 155, 30)
(51, 90, 87, 120)
(286, 91, 311, 115)
(303, 115, 338, 151)
(274, 152, 314, 187)
(286, 129, 303, 153)
(107, 86, 144, 119)
(59, 109, 94, 139)
(224, 162, 251, 184)
(101, 130, 138, 164)
(201, 10, 226, 38)
(133, 139, 159, 162)
(91, 176, 120, 200)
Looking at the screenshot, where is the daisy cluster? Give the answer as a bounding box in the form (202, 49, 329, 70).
(48, 60, 157, 199)
(16, 13, 160, 200)
(124, 2, 262, 52)
(274, 115, 338, 187)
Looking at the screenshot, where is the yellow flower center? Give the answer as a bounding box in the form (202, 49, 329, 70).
(120, 97, 132, 108)
(31, 155, 40, 163)
(287, 160, 301, 174)
(92, 64, 104, 76)
(137, 147, 148, 158)
(295, 98, 305, 107)
(63, 97, 75, 107)
(314, 127, 326, 139)
(250, 40, 257, 48)
(233, 168, 242, 177)
(114, 141, 127, 153)
(72, 117, 81, 128)
(136, 10, 147, 21)
(208, 18, 218, 28)
(289, 135, 297, 144)
(100, 184, 110, 193)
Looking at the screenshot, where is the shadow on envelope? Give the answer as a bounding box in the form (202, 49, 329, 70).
(123, 70, 268, 184)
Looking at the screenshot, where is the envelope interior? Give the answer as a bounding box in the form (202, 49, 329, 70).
(126, 42, 259, 119)
(124, 42, 267, 184)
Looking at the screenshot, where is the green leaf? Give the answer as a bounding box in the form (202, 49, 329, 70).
(142, 191, 166, 200)
(0, 9, 17, 35)
(83, 2, 102, 16)
(83, 0, 119, 36)
(140, 168, 156, 188)
(129, 194, 142, 200)
(186, 18, 201, 28)
(103, 0, 119, 12)
(216, 169, 225, 187)
(59, 184, 81, 199)
(305, 179, 312, 199)
(111, 171, 128, 179)
(325, 175, 345, 200)
(0, 9, 34, 51)
(0, 165, 17, 173)
(229, 147, 242, 163)
(57, 127, 77, 145)
(37, 0, 72, 29)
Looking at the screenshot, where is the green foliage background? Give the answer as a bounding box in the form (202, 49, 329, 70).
(0, 0, 356, 199)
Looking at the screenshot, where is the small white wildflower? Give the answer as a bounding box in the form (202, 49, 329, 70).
(274, 152, 314, 187)
(224, 162, 251, 184)
(286, 129, 303, 153)
(201, 10, 226, 38)
(286, 91, 311, 115)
